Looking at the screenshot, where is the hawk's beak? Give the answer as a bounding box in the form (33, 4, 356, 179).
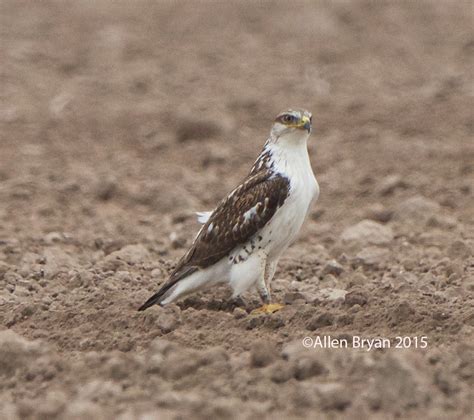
(300, 116, 311, 133)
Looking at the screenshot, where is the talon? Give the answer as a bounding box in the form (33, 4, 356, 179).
(250, 303, 284, 315)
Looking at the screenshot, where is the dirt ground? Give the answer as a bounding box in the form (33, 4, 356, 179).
(0, 1, 473, 419)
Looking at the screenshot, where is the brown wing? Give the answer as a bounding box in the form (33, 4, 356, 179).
(179, 171, 290, 270)
(138, 170, 290, 310)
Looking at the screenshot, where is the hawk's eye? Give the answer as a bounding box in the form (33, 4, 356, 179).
(282, 114, 295, 124)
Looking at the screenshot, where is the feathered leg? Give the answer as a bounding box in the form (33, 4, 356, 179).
(251, 259, 284, 314)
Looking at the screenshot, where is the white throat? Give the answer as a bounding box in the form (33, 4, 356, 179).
(274, 130, 310, 149)
(267, 130, 312, 176)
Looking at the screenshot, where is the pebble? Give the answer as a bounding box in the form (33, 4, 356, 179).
(306, 312, 335, 331)
(269, 360, 294, 383)
(365, 203, 394, 223)
(294, 356, 327, 380)
(376, 174, 407, 196)
(447, 240, 472, 260)
(148, 338, 176, 356)
(314, 288, 347, 302)
(315, 383, 351, 411)
(344, 290, 368, 306)
(233, 307, 247, 319)
(42, 247, 77, 279)
(341, 220, 394, 247)
(353, 247, 389, 267)
(0, 330, 45, 376)
(156, 310, 181, 333)
(322, 260, 344, 276)
(105, 244, 150, 266)
(284, 291, 306, 304)
(95, 178, 118, 201)
(250, 341, 278, 368)
(394, 195, 441, 222)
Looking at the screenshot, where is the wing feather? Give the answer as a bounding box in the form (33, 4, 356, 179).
(178, 171, 289, 270)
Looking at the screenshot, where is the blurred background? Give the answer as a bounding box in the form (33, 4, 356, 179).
(1, 0, 472, 240)
(0, 1, 473, 419)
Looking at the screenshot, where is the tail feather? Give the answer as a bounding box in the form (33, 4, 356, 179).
(138, 266, 198, 311)
(137, 292, 164, 311)
(138, 282, 175, 311)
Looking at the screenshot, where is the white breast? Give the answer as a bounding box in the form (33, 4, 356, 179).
(259, 141, 319, 259)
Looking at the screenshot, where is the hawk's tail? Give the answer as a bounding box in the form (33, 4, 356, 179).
(138, 266, 198, 311)
(137, 282, 175, 311)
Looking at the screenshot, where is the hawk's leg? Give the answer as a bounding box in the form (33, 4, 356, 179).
(252, 259, 284, 315)
(264, 260, 278, 291)
(257, 275, 271, 304)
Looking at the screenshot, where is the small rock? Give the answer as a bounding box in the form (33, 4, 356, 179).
(63, 400, 101, 419)
(353, 247, 389, 267)
(0, 261, 10, 279)
(366, 203, 394, 223)
(44, 231, 64, 244)
(376, 175, 407, 196)
(106, 244, 150, 265)
(156, 309, 181, 333)
(115, 271, 132, 283)
(146, 353, 164, 374)
(315, 383, 351, 411)
(101, 244, 150, 270)
(160, 351, 203, 380)
(169, 231, 186, 249)
(198, 346, 229, 366)
(394, 196, 441, 222)
(105, 355, 140, 381)
(284, 291, 306, 304)
(300, 291, 318, 304)
(322, 260, 344, 276)
(250, 341, 278, 368)
(265, 314, 286, 329)
(0, 330, 45, 375)
(269, 361, 294, 383)
(281, 341, 303, 361)
(341, 220, 394, 247)
(294, 356, 327, 380)
(78, 379, 122, 401)
(427, 214, 457, 229)
(388, 301, 415, 326)
(95, 178, 118, 201)
(246, 315, 265, 330)
(42, 247, 77, 279)
(306, 312, 335, 331)
(233, 307, 247, 319)
(447, 240, 472, 260)
(31, 391, 67, 419)
(345, 290, 368, 306)
(367, 352, 429, 411)
(149, 338, 176, 356)
(315, 288, 347, 302)
(338, 314, 355, 326)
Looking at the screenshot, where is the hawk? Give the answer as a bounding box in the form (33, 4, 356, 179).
(139, 108, 319, 313)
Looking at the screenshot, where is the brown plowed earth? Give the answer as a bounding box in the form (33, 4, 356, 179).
(0, 1, 473, 419)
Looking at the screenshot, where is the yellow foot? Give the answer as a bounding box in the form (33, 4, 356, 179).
(251, 303, 285, 315)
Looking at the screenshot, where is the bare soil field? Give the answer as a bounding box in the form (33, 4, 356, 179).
(0, 1, 473, 419)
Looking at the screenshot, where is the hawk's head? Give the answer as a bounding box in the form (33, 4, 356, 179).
(271, 108, 312, 143)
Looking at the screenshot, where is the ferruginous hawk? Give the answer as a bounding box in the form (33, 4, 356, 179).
(139, 108, 319, 313)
